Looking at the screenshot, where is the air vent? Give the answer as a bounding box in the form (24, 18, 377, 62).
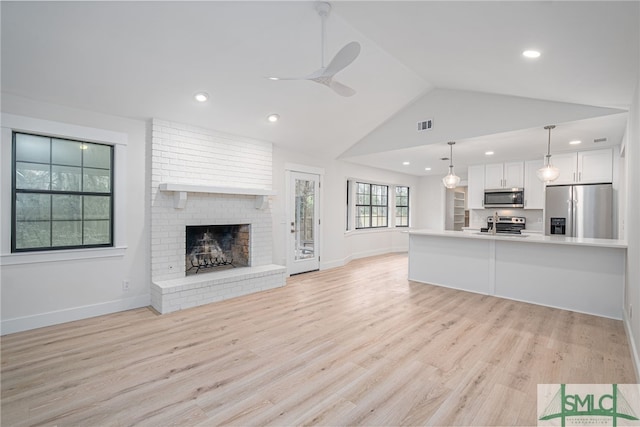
(417, 119, 433, 132)
(594, 137, 607, 143)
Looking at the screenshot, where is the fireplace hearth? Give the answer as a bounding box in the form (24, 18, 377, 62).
(185, 225, 250, 275)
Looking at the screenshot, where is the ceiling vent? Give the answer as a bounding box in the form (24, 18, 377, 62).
(594, 137, 607, 143)
(417, 119, 433, 132)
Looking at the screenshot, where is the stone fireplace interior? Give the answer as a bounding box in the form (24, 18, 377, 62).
(185, 224, 250, 275)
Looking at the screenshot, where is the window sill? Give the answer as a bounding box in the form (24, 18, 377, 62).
(345, 227, 412, 237)
(0, 246, 127, 266)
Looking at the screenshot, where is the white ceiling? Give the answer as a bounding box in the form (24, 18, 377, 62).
(1, 1, 638, 175)
(345, 113, 628, 178)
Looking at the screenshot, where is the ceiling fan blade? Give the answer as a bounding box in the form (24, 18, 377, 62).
(267, 66, 326, 81)
(329, 80, 356, 97)
(322, 41, 361, 77)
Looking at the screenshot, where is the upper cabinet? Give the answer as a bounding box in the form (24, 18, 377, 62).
(523, 159, 545, 209)
(550, 148, 613, 185)
(484, 161, 524, 189)
(467, 164, 485, 209)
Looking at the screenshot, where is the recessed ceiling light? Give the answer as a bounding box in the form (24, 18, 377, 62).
(194, 92, 209, 102)
(268, 77, 280, 81)
(522, 50, 541, 58)
(267, 113, 280, 123)
(402, 161, 410, 166)
(569, 140, 582, 145)
(424, 167, 432, 171)
(485, 151, 494, 156)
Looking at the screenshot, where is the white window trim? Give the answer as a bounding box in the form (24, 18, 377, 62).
(345, 178, 411, 233)
(1, 113, 128, 265)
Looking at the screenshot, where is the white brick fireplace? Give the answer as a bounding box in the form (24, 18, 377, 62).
(149, 119, 285, 314)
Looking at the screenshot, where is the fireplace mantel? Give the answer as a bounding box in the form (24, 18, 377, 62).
(158, 183, 276, 209)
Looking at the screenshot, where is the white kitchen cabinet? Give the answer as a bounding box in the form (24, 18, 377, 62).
(467, 164, 485, 209)
(550, 152, 578, 184)
(524, 159, 545, 209)
(484, 162, 524, 189)
(550, 148, 613, 185)
(484, 163, 504, 189)
(578, 149, 613, 183)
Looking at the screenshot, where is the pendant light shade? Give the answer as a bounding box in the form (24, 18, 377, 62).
(537, 125, 561, 183)
(442, 141, 460, 189)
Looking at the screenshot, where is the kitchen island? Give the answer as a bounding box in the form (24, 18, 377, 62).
(408, 230, 627, 319)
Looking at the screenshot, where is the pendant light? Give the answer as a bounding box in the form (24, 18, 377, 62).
(442, 141, 461, 189)
(536, 125, 561, 183)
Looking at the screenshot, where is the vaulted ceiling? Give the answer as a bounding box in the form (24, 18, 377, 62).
(2, 1, 638, 176)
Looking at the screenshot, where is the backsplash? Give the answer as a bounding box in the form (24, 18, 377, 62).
(469, 209, 543, 232)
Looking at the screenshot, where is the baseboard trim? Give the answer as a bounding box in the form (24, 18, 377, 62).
(623, 309, 640, 382)
(320, 249, 408, 272)
(320, 258, 346, 271)
(1, 294, 150, 336)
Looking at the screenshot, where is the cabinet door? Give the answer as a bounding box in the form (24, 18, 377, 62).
(503, 161, 524, 188)
(578, 148, 612, 183)
(467, 164, 485, 209)
(524, 159, 545, 209)
(484, 163, 504, 189)
(549, 152, 577, 184)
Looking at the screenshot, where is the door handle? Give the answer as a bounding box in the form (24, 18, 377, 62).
(578, 172, 582, 181)
(573, 172, 576, 182)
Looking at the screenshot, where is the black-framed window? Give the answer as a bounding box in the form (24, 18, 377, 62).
(12, 132, 114, 252)
(355, 182, 388, 229)
(395, 186, 409, 227)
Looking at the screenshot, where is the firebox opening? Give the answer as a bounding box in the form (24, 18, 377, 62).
(185, 224, 250, 275)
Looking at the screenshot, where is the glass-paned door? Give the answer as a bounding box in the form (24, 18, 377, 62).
(288, 171, 320, 275)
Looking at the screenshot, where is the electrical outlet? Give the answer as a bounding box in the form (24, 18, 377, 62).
(122, 279, 130, 291)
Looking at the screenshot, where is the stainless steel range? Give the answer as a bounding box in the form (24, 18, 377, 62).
(486, 216, 526, 234)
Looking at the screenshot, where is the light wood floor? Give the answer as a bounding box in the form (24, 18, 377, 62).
(2, 253, 636, 426)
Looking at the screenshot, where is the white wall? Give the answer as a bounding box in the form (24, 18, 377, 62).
(624, 77, 640, 379)
(271, 146, 419, 271)
(0, 94, 148, 334)
(415, 175, 446, 230)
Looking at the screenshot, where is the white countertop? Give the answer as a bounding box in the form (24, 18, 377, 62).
(409, 229, 627, 249)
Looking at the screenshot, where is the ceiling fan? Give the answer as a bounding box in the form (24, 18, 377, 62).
(269, 2, 361, 97)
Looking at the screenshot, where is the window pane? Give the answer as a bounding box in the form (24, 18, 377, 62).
(16, 193, 50, 221)
(15, 162, 50, 190)
(52, 165, 82, 191)
(83, 168, 111, 193)
(84, 196, 110, 220)
(15, 134, 50, 163)
(52, 195, 82, 220)
(83, 144, 111, 169)
(15, 221, 51, 249)
(52, 139, 82, 166)
(356, 206, 370, 228)
(52, 221, 82, 247)
(84, 220, 110, 245)
(357, 193, 370, 205)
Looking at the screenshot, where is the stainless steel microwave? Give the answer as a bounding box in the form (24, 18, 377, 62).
(483, 188, 524, 208)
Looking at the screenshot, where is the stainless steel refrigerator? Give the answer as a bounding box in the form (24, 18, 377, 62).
(544, 183, 613, 238)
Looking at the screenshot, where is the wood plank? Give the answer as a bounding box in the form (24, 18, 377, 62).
(1, 253, 636, 426)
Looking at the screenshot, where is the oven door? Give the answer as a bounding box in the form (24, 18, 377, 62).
(484, 189, 524, 208)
